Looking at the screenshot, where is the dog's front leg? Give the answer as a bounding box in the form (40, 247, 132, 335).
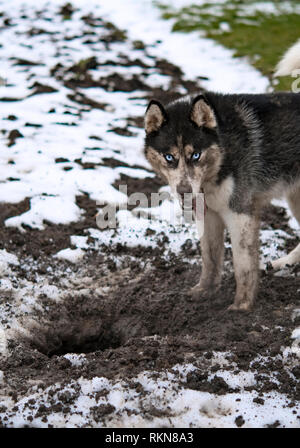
(190, 207, 225, 298)
(223, 211, 260, 311)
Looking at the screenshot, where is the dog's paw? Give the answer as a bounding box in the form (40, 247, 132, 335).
(265, 261, 274, 272)
(271, 258, 292, 271)
(188, 283, 217, 299)
(188, 286, 206, 300)
(227, 302, 252, 312)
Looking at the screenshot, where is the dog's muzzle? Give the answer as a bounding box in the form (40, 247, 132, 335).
(176, 182, 193, 206)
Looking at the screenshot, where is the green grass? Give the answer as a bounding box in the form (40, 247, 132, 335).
(156, 0, 300, 91)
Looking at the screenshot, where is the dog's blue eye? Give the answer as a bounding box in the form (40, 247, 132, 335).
(192, 152, 200, 161)
(165, 154, 174, 163)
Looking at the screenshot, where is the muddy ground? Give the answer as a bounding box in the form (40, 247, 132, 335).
(0, 2, 299, 427)
(0, 186, 299, 426)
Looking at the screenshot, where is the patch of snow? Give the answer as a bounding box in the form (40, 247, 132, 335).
(53, 248, 85, 263)
(70, 236, 89, 250)
(0, 249, 19, 275)
(5, 196, 82, 231)
(63, 354, 87, 367)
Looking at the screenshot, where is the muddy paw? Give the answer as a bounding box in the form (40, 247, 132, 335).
(265, 261, 274, 272)
(271, 259, 292, 270)
(188, 286, 206, 299)
(188, 284, 216, 299)
(227, 302, 252, 312)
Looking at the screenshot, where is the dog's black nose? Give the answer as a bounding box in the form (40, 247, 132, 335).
(177, 182, 193, 196)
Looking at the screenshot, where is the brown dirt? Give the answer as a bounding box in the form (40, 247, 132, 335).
(0, 193, 299, 409)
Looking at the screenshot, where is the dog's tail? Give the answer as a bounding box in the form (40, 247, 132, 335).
(275, 39, 300, 76)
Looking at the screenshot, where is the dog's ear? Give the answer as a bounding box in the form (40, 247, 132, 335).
(145, 100, 167, 134)
(190, 95, 217, 129)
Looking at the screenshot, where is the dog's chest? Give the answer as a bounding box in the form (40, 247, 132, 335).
(203, 176, 234, 213)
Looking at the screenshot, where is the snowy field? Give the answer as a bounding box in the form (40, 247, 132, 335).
(0, 0, 299, 428)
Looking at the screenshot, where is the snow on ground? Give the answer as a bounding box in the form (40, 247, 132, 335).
(0, 0, 274, 255)
(98, 0, 270, 93)
(0, 0, 270, 230)
(0, 0, 298, 429)
(0, 351, 299, 428)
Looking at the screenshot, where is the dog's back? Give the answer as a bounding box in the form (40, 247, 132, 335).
(204, 91, 300, 190)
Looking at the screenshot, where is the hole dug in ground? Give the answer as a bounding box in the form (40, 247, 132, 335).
(38, 321, 122, 357)
(25, 292, 150, 357)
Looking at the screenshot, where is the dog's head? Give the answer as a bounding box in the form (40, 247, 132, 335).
(144, 94, 223, 206)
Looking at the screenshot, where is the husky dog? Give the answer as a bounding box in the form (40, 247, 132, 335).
(143, 42, 300, 311)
